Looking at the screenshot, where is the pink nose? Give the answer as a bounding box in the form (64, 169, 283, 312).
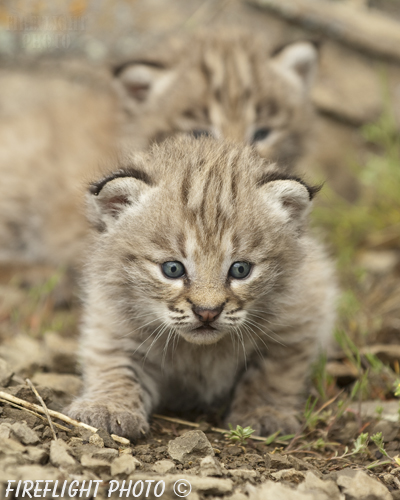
(193, 306, 222, 323)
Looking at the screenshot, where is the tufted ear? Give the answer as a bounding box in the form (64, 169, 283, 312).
(113, 60, 176, 103)
(259, 172, 320, 226)
(271, 41, 319, 93)
(87, 168, 153, 231)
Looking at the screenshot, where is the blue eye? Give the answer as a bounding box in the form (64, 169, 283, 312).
(229, 262, 251, 279)
(162, 261, 185, 279)
(252, 127, 271, 143)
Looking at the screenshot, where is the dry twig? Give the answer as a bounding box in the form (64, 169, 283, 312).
(0, 397, 70, 432)
(0, 390, 129, 445)
(26, 378, 57, 440)
(153, 414, 278, 443)
(248, 0, 400, 62)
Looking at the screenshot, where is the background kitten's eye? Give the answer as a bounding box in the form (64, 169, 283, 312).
(229, 262, 251, 279)
(162, 261, 185, 279)
(191, 130, 212, 139)
(252, 127, 271, 143)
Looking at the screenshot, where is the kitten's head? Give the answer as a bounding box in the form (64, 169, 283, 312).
(113, 31, 318, 171)
(88, 137, 319, 346)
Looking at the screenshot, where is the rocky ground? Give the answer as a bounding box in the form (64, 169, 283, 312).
(0, 263, 400, 500)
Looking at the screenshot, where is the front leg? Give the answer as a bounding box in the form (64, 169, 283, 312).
(66, 351, 158, 441)
(226, 340, 315, 436)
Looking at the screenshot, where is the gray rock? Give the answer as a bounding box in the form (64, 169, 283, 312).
(288, 455, 323, 478)
(247, 479, 334, 500)
(336, 470, 392, 500)
(81, 453, 111, 475)
(265, 453, 291, 470)
(229, 469, 258, 480)
(199, 455, 222, 477)
(381, 473, 398, 489)
(0, 436, 25, 454)
(128, 473, 233, 496)
(370, 420, 399, 442)
(10, 422, 40, 445)
(92, 448, 119, 462)
(152, 459, 176, 474)
(4, 464, 64, 482)
(348, 400, 400, 423)
(0, 358, 13, 386)
(168, 430, 214, 464)
(225, 445, 242, 456)
(0, 422, 11, 439)
(299, 471, 343, 500)
(68, 442, 105, 460)
(50, 439, 76, 468)
(271, 468, 306, 484)
(229, 491, 248, 500)
(26, 446, 49, 465)
(187, 476, 233, 495)
(244, 453, 264, 466)
(110, 454, 140, 476)
(89, 433, 105, 448)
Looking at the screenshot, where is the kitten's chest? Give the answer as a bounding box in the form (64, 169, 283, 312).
(155, 342, 246, 410)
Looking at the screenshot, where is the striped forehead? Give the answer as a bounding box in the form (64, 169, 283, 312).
(178, 153, 241, 231)
(201, 43, 254, 105)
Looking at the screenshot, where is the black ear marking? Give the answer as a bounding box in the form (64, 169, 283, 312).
(89, 167, 153, 196)
(257, 171, 322, 200)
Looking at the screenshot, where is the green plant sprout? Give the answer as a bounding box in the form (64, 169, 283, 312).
(264, 430, 295, 446)
(375, 405, 384, 419)
(226, 424, 255, 445)
(330, 432, 369, 461)
(366, 432, 400, 469)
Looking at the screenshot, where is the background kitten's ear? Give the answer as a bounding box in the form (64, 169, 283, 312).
(271, 41, 319, 92)
(261, 176, 319, 226)
(113, 61, 176, 103)
(87, 168, 153, 231)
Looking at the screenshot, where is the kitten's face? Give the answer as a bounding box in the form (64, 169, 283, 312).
(88, 138, 316, 346)
(114, 35, 317, 170)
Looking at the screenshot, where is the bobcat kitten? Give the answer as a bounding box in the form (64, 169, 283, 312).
(67, 137, 336, 439)
(116, 30, 318, 170)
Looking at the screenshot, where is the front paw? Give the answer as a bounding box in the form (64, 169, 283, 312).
(226, 405, 300, 436)
(65, 399, 149, 441)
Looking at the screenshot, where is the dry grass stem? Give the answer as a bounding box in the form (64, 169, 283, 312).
(0, 397, 70, 432)
(153, 414, 269, 442)
(26, 378, 57, 440)
(0, 390, 129, 445)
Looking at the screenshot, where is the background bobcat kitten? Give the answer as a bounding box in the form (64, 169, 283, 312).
(0, 30, 317, 266)
(67, 137, 336, 439)
(116, 30, 318, 170)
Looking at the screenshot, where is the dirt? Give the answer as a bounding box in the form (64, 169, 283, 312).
(0, 268, 399, 500)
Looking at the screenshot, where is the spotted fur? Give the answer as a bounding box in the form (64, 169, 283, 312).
(66, 137, 336, 439)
